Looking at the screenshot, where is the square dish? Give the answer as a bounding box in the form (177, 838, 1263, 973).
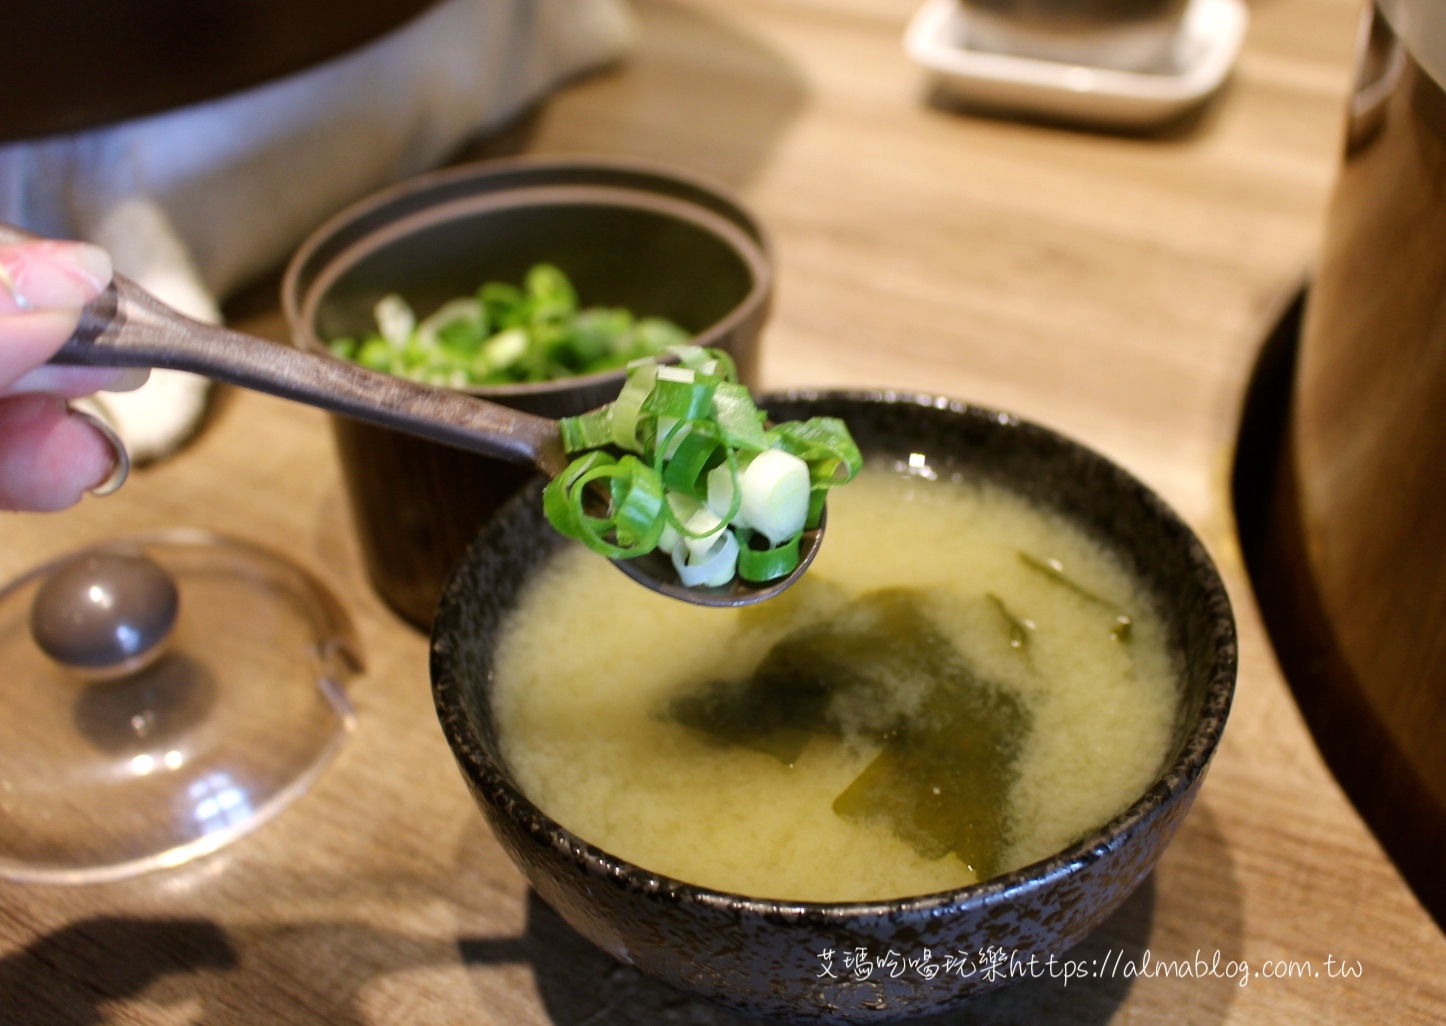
(904, 0, 1249, 129)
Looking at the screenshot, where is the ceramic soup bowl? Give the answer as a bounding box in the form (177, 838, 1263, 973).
(431, 391, 1236, 1023)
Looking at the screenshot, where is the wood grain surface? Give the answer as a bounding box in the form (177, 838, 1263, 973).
(2, 1, 1443, 1023)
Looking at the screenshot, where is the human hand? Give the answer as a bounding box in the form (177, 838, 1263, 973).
(0, 241, 149, 511)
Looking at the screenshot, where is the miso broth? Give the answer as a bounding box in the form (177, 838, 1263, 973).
(492, 465, 1179, 902)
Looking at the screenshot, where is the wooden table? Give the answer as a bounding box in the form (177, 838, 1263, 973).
(3, 1, 1443, 1022)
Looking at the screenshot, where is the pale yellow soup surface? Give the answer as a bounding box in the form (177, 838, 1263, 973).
(492, 465, 1180, 902)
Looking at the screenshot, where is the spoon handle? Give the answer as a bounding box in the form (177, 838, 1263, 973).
(62, 277, 562, 467)
(2, 221, 563, 470)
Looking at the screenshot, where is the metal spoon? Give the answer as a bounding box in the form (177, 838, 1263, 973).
(31, 552, 178, 680)
(6, 226, 821, 607)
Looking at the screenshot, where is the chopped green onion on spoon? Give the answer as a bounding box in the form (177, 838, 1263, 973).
(543, 346, 862, 586)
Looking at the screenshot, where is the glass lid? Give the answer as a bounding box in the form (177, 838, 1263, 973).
(0, 530, 359, 884)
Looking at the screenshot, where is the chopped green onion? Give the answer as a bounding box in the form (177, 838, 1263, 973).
(537, 351, 861, 591)
(330, 266, 692, 386)
(560, 407, 614, 454)
(480, 327, 528, 373)
(542, 450, 614, 542)
(609, 362, 658, 453)
(375, 295, 415, 347)
(526, 263, 577, 313)
(768, 418, 864, 486)
(705, 454, 751, 530)
(737, 448, 810, 546)
(736, 529, 802, 583)
(713, 382, 770, 451)
(357, 337, 393, 371)
(417, 298, 486, 351)
(673, 526, 740, 587)
(805, 489, 828, 531)
(680, 507, 729, 556)
(661, 428, 723, 499)
(664, 491, 724, 541)
(552, 455, 665, 559)
(606, 459, 666, 548)
(644, 374, 717, 422)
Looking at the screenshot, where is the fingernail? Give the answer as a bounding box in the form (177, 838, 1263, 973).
(0, 241, 113, 311)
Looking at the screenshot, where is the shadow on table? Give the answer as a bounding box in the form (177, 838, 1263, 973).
(0, 917, 235, 1026)
(458, 804, 1242, 1026)
(0, 805, 1240, 1026)
(932, 802, 1244, 1026)
(460, 877, 1160, 1026)
(0, 916, 480, 1026)
(462, 890, 749, 1025)
(924, 75, 1234, 143)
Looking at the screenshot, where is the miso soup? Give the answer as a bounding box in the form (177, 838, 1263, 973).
(492, 464, 1179, 902)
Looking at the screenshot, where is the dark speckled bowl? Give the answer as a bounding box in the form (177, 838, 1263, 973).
(431, 391, 1237, 1024)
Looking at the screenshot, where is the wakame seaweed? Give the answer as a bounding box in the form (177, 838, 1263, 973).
(668, 588, 1030, 878)
(1018, 551, 1134, 642)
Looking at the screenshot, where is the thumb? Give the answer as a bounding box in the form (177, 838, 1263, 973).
(0, 241, 114, 391)
(0, 241, 112, 315)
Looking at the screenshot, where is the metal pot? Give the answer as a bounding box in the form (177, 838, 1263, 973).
(0, 0, 437, 143)
(1259, 0, 1446, 923)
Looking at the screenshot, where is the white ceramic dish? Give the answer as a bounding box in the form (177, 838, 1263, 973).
(904, 0, 1249, 129)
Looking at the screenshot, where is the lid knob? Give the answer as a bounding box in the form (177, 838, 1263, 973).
(30, 553, 179, 679)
